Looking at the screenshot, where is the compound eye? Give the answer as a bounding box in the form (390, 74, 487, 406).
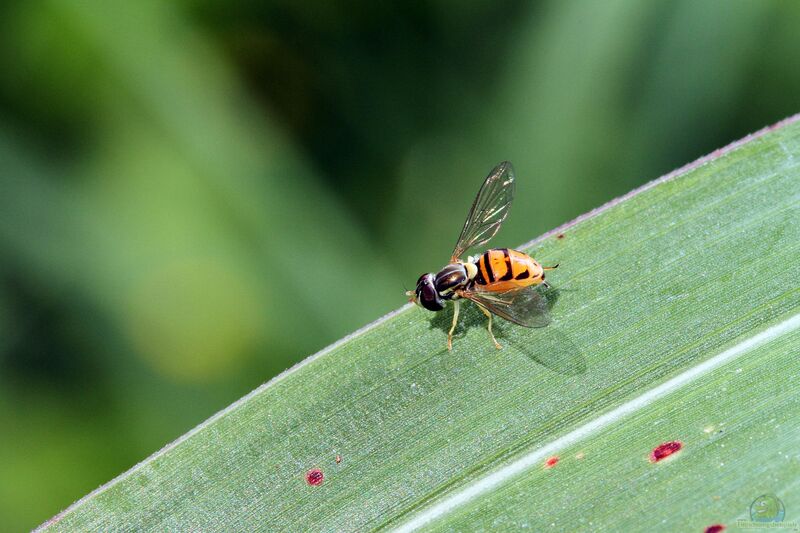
(415, 274, 444, 311)
(420, 292, 445, 311)
(420, 282, 438, 302)
(416, 273, 433, 288)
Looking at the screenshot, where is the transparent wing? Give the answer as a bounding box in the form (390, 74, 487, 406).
(451, 161, 515, 261)
(462, 285, 551, 328)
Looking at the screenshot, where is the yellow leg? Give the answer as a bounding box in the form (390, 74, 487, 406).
(477, 305, 502, 349)
(543, 263, 559, 271)
(447, 300, 460, 351)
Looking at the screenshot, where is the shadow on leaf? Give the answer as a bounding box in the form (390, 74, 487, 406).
(426, 287, 586, 375)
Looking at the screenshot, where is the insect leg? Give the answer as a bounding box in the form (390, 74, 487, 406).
(541, 263, 557, 288)
(447, 300, 460, 351)
(476, 303, 502, 350)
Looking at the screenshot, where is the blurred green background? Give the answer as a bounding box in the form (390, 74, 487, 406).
(1, 0, 799, 529)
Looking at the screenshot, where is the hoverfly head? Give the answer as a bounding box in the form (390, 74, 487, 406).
(411, 272, 445, 311)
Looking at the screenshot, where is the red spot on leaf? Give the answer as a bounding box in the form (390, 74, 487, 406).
(556, 233, 565, 240)
(704, 524, 725, 533)
(650, 441, 682, 462)
(545, 456, 559, 468)
(306, 468, 324, 486)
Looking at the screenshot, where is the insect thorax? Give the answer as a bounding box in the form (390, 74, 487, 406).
(434, 263, 471, 299)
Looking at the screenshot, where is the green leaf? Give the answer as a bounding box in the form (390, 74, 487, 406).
(39, 115, 800, 532)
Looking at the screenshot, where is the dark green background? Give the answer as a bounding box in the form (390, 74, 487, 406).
(0, 1, 798, 529)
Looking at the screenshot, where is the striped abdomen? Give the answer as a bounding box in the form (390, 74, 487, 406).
(473, 248, 543, 292)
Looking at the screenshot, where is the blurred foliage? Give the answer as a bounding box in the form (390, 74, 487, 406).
(0, 0, 798, 529)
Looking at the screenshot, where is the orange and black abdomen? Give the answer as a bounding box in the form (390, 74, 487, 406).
(473, 248, 544, 292)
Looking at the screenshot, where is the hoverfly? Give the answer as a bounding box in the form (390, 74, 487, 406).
(406, 161, 558, 350)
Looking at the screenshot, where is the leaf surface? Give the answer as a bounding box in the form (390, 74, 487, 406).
(40, 116, 800, 532)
